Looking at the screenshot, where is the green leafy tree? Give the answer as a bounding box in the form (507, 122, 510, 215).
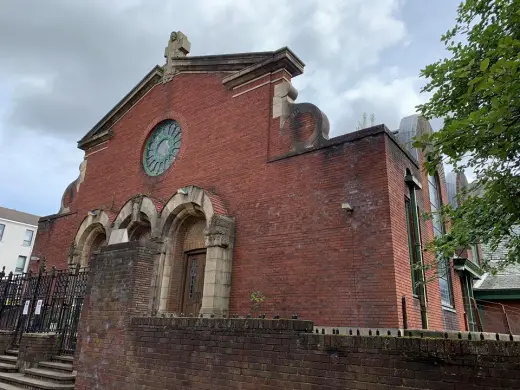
(416, 0, 520, 268)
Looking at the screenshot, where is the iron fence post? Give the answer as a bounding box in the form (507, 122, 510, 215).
(0, 271, 13, 321)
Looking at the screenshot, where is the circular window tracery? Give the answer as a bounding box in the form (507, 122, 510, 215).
(143, 119, 182, 176)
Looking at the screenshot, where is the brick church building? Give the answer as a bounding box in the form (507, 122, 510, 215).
(30, 32, 483, 331)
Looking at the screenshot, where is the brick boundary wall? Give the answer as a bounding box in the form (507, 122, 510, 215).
(18, 332, 59, 373)
(0, 331, 14, 354)
(75, 242, 520, 390)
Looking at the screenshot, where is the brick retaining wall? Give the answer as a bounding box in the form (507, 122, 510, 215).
(120, 317, 520, 390)
(18, 332, 58, 372)
(75, 242, 520, 389)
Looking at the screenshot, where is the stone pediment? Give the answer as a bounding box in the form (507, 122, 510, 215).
(78, 65, 164, 151)
(77, 31, 305, 151)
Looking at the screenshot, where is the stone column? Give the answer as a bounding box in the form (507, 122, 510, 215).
(200, 215, 234, 317)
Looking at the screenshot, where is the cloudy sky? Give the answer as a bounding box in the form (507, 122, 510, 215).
(0, 0, 457, 217)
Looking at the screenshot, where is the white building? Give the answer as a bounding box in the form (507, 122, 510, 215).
(0, 206, 39, 274)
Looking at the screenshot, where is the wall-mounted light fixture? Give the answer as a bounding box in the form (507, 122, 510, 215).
(177, 188, 188, 195)
(88, 209, 99, 217)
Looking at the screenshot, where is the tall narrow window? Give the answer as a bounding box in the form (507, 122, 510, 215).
(23, 229, 34, 246)
(470, 244, 480, 265)
(15, 256, 27, 273)
(405, 197, 423, 296)
(428, 173, 453, 307)
(0, 224, 4, 241)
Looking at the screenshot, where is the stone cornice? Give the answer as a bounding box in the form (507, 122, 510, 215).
(78, 66, 164, 151)
(221, 47, 304, 89)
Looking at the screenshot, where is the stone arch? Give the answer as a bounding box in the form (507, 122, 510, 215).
(156, 186, 234, 317)
(110, 195, 159, 244)
(72, 210, 111, 266)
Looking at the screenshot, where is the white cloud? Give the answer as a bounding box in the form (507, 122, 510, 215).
(341, 73, 427, 128)
(0, 0, 457, 215)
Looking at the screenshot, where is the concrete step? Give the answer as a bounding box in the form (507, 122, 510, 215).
(0, 357, 16, 365)
(4, 351, 18, 357)
(24, 368, 75, 384)
(0, 373, 74, 389)
(0, 363, 17, 373)
(38, 362, 73, 373)
(51, 356, 73, 364)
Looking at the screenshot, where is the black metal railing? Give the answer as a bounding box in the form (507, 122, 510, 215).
(0, 264, 89, 354)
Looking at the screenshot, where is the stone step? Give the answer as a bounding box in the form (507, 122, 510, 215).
(0, 382, 25, 390)
(0, 363, 17, 373)
(38, 362, 73, 373)
(51, 356, 73, 364)
(0, 373, 74, 389)
(4, 351, 18, 357)
(24, 368, 75, 384)
(0, 356, 16, 365)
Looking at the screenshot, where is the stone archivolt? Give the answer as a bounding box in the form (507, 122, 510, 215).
(72, 185, 235, 317)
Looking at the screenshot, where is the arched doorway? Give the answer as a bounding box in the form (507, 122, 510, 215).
(178, 218, 206, 315)
(162, 214, 207, 316)
(156, 186, 235, 318)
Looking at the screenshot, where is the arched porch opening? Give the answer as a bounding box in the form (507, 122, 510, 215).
(72, 211, 111, 267)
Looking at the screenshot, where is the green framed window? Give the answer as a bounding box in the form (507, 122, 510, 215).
(470, 244, 480, 265)
(428, 173, 454, 307)
(405, 197, 423, 296)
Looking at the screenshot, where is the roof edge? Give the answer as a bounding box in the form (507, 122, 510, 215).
(222, 47, 304, 89)
(268, 124, 420, 169)
(78, 65, 164, 150)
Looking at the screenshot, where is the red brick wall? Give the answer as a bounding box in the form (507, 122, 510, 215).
(31, 213, 78, 270)
(112, 318, 520, 390)
(385, 135, 466, 332)
(76, 244, 520, 390)
(477, 300, 520, 335)
(33, 69, 461, 329)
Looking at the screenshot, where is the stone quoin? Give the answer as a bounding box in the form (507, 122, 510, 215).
(30, 31, 481, 331)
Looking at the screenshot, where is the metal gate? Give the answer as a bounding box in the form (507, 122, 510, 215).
(0, 264, 89, 355)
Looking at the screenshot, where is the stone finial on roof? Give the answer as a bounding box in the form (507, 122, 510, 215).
(163, 31, 191, 82)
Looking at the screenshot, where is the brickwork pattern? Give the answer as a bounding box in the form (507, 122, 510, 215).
(385, 137, 465, 331)
(75, 243, 520, 389)
(18, 333, 58, 372)
(32, 68, 465, 330)
(75, 241, 158, 384)
(0, 331, 14, 354)
(78, 316, 520, 390)
(32, 70, 405, 327)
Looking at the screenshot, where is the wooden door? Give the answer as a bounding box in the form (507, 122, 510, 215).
(182, 251, 206, 316)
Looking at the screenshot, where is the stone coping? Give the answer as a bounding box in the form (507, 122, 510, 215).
(21, 332, 57, 338)
(130, 317, 520, 343)
(313, 326, 520, 342)
(131, 317, 314, 332)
